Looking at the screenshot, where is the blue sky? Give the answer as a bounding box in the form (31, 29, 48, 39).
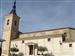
(0, 0, 75, 38)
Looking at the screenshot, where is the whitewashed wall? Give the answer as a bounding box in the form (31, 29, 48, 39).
(11, 36, 75, 56)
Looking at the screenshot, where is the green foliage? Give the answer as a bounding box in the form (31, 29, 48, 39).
(10, 47, 19, 52)
(38, 46, 47, 52)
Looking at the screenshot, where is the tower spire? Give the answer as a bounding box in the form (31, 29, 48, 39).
(10, 0, 16, 14)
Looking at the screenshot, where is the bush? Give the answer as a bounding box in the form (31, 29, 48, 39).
(38, 46, 47, 55)
(10, 47, 19, 52)
(38, 46, 47, 52)
(18, 53, 24, 56)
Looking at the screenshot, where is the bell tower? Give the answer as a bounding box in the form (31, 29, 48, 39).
(1, 0, 20, 56)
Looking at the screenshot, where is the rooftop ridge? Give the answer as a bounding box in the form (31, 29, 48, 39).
(20, 27, 75, 34)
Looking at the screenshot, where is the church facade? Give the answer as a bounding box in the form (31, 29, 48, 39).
(1, 0, 75, 56)
(11, 27, 75, 56)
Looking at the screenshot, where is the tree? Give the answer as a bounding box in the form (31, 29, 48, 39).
(38, 46, 47, 55)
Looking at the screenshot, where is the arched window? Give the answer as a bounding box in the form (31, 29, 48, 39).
(14, 21, 17, 26)
(7, 19, 9, 25)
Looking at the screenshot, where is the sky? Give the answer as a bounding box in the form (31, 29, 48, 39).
(0, 0, 75, 38)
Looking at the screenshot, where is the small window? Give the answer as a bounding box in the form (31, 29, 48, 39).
(22, 40, 24, 43)
(48, 38, 51, 42)
(69, 44, 72, 47)
(60, 42, 62, 45)
(14, 21, 17, 26)
(7, 19, 9, 25)
(59, 41, 62, 45)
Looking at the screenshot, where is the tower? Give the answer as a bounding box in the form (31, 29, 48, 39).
(1, 0, 20, 56)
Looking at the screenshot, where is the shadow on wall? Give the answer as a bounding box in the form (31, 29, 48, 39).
(10, 52, 54, 56)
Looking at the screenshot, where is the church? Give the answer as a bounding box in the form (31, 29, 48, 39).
(1, 0, 75, 56)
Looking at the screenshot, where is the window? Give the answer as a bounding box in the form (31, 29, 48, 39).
(48, 38, 51, 42)
(62, 37, 65, 42)
(60, 42, 62, 45)
(22, 40, 24, 43)
(59, 41, 62, 45)
(62, 32, 67, 42)
(69, 44, 72, 47)
(7, 19, 9, 25)
(14, 21, 17, 25)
